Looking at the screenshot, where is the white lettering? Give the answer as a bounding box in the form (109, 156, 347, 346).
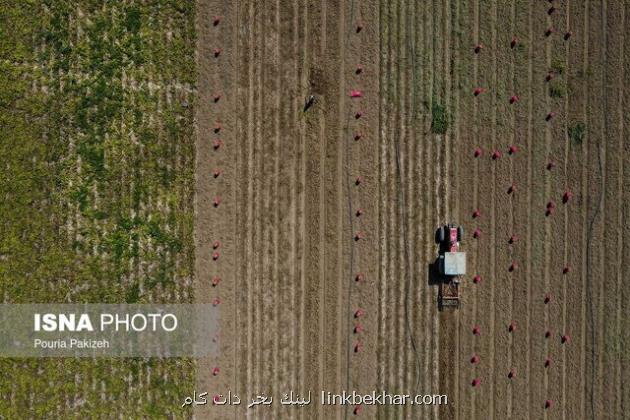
(162, 314, 177, 331)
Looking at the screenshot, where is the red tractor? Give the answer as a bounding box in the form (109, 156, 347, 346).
(435, 224, 466, 309)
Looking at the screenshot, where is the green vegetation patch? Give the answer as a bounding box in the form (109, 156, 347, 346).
(515, 42, 526, 53)
(551, 57, 566, 75)
(549, 82, 566, 98)
(0, 0, 196, 417)
(431, 100, 450, 135)
(568, 121, 586, 145)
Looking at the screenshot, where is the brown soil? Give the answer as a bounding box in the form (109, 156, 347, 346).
(194, 1, 629, 419)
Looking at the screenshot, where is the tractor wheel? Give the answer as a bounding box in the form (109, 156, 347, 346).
(437, 226, 445, 243)
(457, 226, 464, 241)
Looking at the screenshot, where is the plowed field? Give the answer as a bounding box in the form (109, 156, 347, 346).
(195, 1, 630, 419)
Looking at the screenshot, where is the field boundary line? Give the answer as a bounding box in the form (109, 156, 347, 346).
(393, 4, 405, 411)
(620, 2, 629, 414)
(426, 1, 435, 417)
(376, 1, 387, 418)
(336, 1, 346, 417)
(341, 3, 357, 420)
(255, 3, 266, 412)
(245, 2, 256, 414)
(289, 0, 299, 398)
(317, 0, 327, 411)
(471, 0, 480, 416)
(299, 0, 308, 409)
(439, 3, 448, 416)
(615, 4, 625, 419)
(508, 0, 517, 416)
(233, 1, 243, 416)
(488, 0, 498, 417)
(397, 2, 414, 411)
(578, 1, 589, 418)
(404, 0, 416, 402)
(543, 4, 554, 420)
(289, 0, 300, 399)
(596, 1, 608, 418)
(420, 0, 429, 406)
(451, 0, 462, 416)
(584, 1, 607, 418)
(525, 0, 534, 416)
(583, 0, 607, 417)
(562, 2, 572, 419)
(272, 1, 282, 415)
(388, 2, 400, 414)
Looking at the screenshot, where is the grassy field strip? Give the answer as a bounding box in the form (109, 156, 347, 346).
(1, 1, 195, 417)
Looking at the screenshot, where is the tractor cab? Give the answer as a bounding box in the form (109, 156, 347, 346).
(435, 224, 466, 309)
(436, 224, 466, 276)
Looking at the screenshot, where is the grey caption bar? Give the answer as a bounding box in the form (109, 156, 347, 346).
(0, 304, 219, 358)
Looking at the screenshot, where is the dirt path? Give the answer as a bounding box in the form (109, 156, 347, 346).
(505, 2, 518, 417)
(584, 0, 607, 418)
(564, 2, 589, 419)
(491, 0, 514, 418)
(558, 2, 571, 418)
(471, 1, 496, 418)
(194, 0, 238, 418)
(509, 2, 534, 418)
(437, 0, 459, 417)
(345, 2, 381, 418)
(548, 0, 568, 417)
(599, 2, 625, 419)
(470, 0, 481, 417)
(621, 3, 630, 418)
(622, 9, 630, 416)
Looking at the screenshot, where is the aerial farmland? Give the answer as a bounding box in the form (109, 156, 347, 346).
(196, 0, 629, 419)
(1, 0, 628, 419)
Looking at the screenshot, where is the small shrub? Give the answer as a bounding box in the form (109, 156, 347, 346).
(70, 186, 89, 211)
(549, 82, 566, 98)
(568, 121, 586, 144)
(124, 7, 142, 33)
(551, 58, 566, 75)
(126, 283, 141, 303)
(431, 100, 449, 134)
(576, 67, 594, 79)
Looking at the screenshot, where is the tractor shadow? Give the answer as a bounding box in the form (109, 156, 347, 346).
(428, 260, 449, 312)
(427, 260, 448, 286)
(428, 227, 449, 287)
(428, 227, 451, 310)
